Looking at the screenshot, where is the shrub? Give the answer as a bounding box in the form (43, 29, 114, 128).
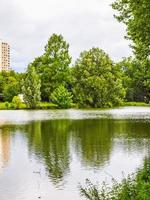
(5, 102, 10, 109)
(80, 158, 150, 200)
(12, 96, 22, 109)
(3, 83, 19, 102)
(51, 85, 73, 108)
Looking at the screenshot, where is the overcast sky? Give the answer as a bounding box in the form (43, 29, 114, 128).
(0, 0, 132, 72)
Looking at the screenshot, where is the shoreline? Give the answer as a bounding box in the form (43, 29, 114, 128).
(0, 102, 150, 110)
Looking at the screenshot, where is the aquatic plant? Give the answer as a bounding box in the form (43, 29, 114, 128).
(80, 157, 150, 200)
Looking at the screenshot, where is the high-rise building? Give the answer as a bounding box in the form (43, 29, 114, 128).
(0, 40, 10, 71)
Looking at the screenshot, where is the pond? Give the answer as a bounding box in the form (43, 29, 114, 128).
(0, 107, 150, 200)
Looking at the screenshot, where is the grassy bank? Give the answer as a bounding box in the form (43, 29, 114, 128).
(123, 102, 150, 107)
(80, 157, 150, 200)
(0, 101, 150, 110)
(0, 102, 58, 110)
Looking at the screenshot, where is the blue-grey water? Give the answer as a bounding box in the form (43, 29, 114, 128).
(0, 107, 150, 200)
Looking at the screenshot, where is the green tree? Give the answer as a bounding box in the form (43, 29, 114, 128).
(117, 58, 150, 102)
(1, 72, 20, 102)
(22, 66, 41, 108)
(3, 82, 19, 102)
(32, 34, 71, 101)
(73, 48, 125, 108)
(112, 0, 150, 60)
(51, 85, 73, 108)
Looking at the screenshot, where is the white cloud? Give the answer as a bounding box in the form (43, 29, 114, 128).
(0, 0, 132, 72)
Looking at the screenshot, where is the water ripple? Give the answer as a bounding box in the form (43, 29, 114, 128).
(0, 106, 150, 125)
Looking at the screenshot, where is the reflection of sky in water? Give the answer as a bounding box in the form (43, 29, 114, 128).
(1, 107, 150, 125)
(0, 107, 150, 200)
(0, 132, 148, 200)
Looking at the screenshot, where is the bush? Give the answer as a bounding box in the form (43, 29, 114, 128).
(51, 85, 73, 108)
(5, 102, 10, 109)
(12, 96, 22, 109)
(80, 158, 150, 200)
(3, 83, 19, 102)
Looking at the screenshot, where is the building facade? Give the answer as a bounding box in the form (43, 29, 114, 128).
(0, 41, 10, 71)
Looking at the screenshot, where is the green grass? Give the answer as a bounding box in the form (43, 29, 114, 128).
(123, 102, 150, 107)
(0, 102, 58, 110)
(0, 102, 26, 110)
(0, 101, 150, 110)
(37, 102, 58, 109)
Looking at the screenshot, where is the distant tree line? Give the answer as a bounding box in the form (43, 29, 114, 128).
(0, 0, 149, 109)
(0, 34, 149, 109)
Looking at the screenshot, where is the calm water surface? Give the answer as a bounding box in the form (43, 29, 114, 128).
(0, 107, 150, 200)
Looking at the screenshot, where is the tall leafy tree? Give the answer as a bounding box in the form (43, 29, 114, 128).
(112, 0, 150, 102)
(73, 48, 125, 108)
(33, 34, 71, 101)
(112, 0, 150, 60)
(117, 58, 150, 102)
(22, 66, 41, 108)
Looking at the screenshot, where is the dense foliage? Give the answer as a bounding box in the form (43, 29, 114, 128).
(23, 34, 126, 108)
(12, 96, 22, 109)
(0, 27, 150, 107)
(112, 0, 150, 60)
(80, 157, 150, 200)
(73, 48, 125, 107)
(31, 34, 71, 101)
(112, 0, 150, 103)
(0, 70, 21, 102)
(117, 58, 150, 102)
(22, 66, 41, 108)
(51, 85, 73, 108)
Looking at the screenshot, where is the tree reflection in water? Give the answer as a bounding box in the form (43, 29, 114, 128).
(25, 120, 71, 185)
(0, 118, 150, 187)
